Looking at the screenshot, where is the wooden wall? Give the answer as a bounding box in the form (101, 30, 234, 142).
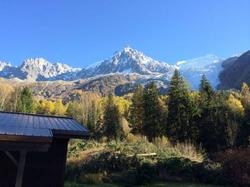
(0, 138, 69, 187)
(0, 151, 18, 187)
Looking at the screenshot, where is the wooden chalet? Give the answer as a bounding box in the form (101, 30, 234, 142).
(0, 111, 88, 187)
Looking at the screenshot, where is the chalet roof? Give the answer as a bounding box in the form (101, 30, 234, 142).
(0, 111, 88, 143)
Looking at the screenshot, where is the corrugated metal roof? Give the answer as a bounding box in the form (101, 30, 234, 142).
(0, 111, 89, 142)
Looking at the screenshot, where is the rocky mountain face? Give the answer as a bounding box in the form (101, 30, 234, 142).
(0, 58, 80, 81)
(0, 47, 249, 95)
(0, 61, 11, 71)
(0, 48, 178, 93)
(76, 47, 177, 79)
(219, 50, 250, 89)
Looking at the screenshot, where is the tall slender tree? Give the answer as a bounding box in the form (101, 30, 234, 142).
(199, 74, 214, 104)
(128, 84, 144, 134)
(198, 75, 227, 151)
(142, 82, 163, 141)
(103, 94, 124, 141)
(87, 101, 101, 137)
(167, 70, 197, 143)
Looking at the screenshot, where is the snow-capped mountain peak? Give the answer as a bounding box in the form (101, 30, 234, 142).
(76, 47, 177, 79)
(0, 61, 11, 71)
(0, 58, 80, 81)
(20, 58, 77, 80)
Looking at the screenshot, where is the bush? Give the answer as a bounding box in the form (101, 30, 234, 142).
(157, 157, 195, 181)
(79, 173, 105, 184)
(173, 141, 205, 163)
(215, 148, 250, 186)
(193, 161, 228, 185)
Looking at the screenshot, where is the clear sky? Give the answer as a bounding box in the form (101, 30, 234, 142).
(0, 0, 249, 67)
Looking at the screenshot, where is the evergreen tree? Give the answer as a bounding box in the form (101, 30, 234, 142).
(199, 74, 214, 104)
(128, 84, 144, 134)
(103, 94, 124, 141)
(198, 76, 227, 151)
(167, 70, 197, 143)
(142, 82, 163, 141)
(17, 87, 34, 113)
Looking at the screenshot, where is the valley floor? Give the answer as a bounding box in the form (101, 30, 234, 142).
(65, 181, 231, 187)
(65, 139, 242, 187)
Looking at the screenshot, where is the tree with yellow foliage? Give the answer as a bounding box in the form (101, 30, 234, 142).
(36, 100, 55, 115)
(227, 94, 244, 117)
(239, 83, 250, 146)
(226, 94, 244, 147)
(53, 99, 66, 116)
(0, 83, 14, 111)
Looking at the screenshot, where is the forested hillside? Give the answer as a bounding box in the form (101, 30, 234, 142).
(0, 70, 249, 186)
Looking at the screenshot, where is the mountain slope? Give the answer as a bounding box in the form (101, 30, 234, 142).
(219, 51, 250, 89)
(74, 47, 177, 80)
(0, 58, 80, 81)
(0, 61, 11, 71)
(1, 47, 249, 92)
(178, 54, 222, 89)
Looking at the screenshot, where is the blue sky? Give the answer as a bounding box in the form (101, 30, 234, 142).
(0, 0, 249, 67)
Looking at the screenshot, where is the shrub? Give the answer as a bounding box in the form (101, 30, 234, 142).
(157, 157, 195, 181)
(215, 148, 250, 186)
(79, 173, 105, 184)
(173, 141, 205, 163)
(193, 161, 228, 185)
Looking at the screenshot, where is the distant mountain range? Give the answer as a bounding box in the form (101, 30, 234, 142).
(0, 47, 249, 94)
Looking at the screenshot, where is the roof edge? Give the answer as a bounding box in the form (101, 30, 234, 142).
(0, 111, 73, 120)
(52, 129, 89, 139)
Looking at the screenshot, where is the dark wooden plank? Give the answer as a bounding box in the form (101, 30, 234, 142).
(15, 151, 27, 187)
(4, 151, 18, 166)
(0, 141, 51, 151)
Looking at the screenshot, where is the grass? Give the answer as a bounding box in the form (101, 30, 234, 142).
(65, 181, 230, 187)
(65, 138, 226, 186)
(141, 182, 231, 187)
(65, 182, 117, 187)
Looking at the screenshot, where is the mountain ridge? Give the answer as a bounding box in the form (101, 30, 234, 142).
(0, 47, 247, 91)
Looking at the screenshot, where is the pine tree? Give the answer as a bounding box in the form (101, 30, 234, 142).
(142, 82, 163, 141)
(17, 87, 34, 113)
(128, 84, 144, 134)
(198, 74, 216, 149)
(167, 69, 197, 143)
(199, 74, 214, 104)
(103, 94, 124, 141)
(198, 76, 227, 151)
